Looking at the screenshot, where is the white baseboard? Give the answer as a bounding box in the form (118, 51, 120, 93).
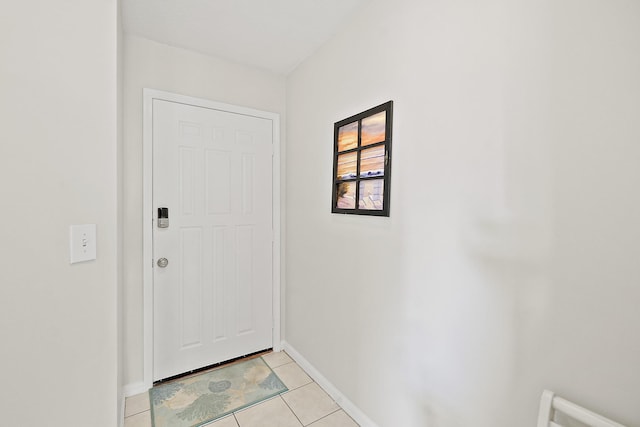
(124, 381, 149, 397)
(281, 341, 378, 427)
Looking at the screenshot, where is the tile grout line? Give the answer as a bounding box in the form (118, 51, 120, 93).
(280, 378, 314, 394)
(124, 408, 151, 419)
(279, 394, 306, 427)
(233, 393, 284, 416)
(266, 358, 295, 370)
(273, 360, 315, 393)
(305, 408, 343, 427)
(263, 351, 295, 368)
(124, 393, 152, 419)
(281, 381, 350, 426)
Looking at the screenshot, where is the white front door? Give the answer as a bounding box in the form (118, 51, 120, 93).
(152, 99, 274, 381)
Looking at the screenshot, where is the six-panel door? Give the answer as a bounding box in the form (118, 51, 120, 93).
(153, 99, 273, 381)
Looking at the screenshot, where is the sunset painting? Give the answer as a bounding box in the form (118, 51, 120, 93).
(359, 145, 385, 178)
(361, 111, 386, 146)
(337, 122, 358, 152)
(332, 100, 392, 216)
(337, 152, 357, 179)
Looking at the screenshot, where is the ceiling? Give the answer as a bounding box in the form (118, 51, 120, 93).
(122, 0, 368, 75)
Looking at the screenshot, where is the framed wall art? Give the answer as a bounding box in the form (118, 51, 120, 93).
(332, 101, 393, 216)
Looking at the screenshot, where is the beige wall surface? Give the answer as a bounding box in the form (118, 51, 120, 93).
(122, 34, 287, 387)
(0, 1, 119, 426)
(285, 0, 640, 426)
(117, 0, 125, 420)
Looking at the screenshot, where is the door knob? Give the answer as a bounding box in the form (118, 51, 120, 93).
(157, 257, 169, 268)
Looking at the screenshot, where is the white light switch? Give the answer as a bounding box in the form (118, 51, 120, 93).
(70, 224, 97, 264)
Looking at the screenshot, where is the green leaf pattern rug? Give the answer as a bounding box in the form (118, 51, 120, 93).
(150, 357, 287, 427)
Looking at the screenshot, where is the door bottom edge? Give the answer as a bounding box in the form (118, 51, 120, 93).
(153, 347, 273, 385)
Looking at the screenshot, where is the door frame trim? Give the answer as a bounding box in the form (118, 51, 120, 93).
(142, 88, 282, 389)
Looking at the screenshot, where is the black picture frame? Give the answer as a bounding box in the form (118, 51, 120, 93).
(332, 101, 393, 216)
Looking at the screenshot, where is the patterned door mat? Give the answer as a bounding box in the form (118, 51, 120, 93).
(150, 357, 287, 427)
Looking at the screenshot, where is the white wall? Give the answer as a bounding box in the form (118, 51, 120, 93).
(122, 35, 287, 387)
(285, 1, 640, 426)
(0, 1, 119, 426)
(117, 0, 125, 422)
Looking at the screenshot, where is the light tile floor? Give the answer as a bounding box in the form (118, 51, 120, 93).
(124, 351, 359, 427)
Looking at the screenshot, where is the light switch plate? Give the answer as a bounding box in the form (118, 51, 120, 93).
(70, 224, 97, 264)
